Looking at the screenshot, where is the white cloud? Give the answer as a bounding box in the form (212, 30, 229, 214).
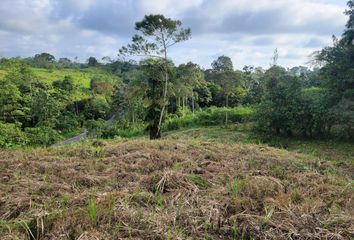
(0, 0, 349, 68)
(69, 0, 96, 10)
(137, 0, 203, 16)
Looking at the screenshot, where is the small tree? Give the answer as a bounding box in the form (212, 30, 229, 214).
(209, 56, 243, 124)
(119, 14, 191, 139)
(87, 57, 99, 67)
(255, 66, 302, 136)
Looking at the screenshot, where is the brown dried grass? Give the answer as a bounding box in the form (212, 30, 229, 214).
(0, 139, 353, 239)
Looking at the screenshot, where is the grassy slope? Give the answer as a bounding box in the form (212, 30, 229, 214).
(165, 124, 354, 166)
(0, 67, 119, 100)
(0, 69, 6, 79)
(30, 68, 94, 88)
(0, 126, 353, 239)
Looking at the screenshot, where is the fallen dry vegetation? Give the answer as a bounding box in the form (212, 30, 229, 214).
(0, 139, 353, 239)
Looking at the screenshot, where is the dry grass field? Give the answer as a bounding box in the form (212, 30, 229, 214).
(0, 136, 353, 239)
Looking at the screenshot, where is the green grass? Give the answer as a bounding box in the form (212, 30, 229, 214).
(0, 67, 120, 100)
(164, 124, 255, 144)
(31, 68, 94, 88)
(163, 124, 354, 167)
(163, 106, 255, 131)
(0, 67, 95, 87)
(0, 69, 6, 79)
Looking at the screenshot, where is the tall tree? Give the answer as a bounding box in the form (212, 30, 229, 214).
(119, 14, 191, 139)
(174, 62, 206, 113)
(87, 57, 99, 67)
(342, 0, 354, 45)
(211, 56, 234, 72)
(209, 56, 243, 124)
(315, 1, 354, 138)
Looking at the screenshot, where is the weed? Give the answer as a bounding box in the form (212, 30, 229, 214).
(291, 159, 309, 171)
(167, 228, 172, 240)
(59, 195, 70, 208)
(232, 221, 238, 240)
(13, 171, 21, 183)
(323, 167, 336, 176)
(260, 207, 274, 228)
(154, 190, 164, 208)
(173, 162, 183, 171)
(273, 166, 286, 179)
(128, 224, 132, 239)
(87, 195, 97, 225)
(228, 178, 240, 196)
(187, 174, 205, 187)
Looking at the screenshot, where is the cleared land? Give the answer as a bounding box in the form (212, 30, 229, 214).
(0, 127, 353, 239)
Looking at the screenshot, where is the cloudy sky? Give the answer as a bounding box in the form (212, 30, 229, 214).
(0, 0, 348, 69)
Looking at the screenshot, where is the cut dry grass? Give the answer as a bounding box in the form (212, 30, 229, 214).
(0, 139, 353, 239)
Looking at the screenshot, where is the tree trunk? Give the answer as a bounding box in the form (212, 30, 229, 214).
(225, 94, 229, 125)
(192, 96, 195, 113)
(149, 119, 161, 140)
(156, 48, 169, 139)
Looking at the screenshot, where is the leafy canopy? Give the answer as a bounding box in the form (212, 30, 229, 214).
(119, 14, 191, 58)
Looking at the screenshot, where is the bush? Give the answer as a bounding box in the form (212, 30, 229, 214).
(101, 124, 144, 139)
(164, 106, 255, 131)
(25, 126, 61, 146)
(85, 119, 106, 138)
(0, 122, 28, 148)
(86, 120, 144, 139)
(83, 96, 110, 120)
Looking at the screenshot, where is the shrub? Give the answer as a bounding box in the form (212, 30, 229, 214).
(86, 120, 144, 139)
(0, 122, 28, 148)
(163, 106, 255, 131)
(101, 124, 144, 139)
(25, 126, 61, 146)
(85, 119, 106, 138)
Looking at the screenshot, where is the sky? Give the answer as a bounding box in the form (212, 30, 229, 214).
(0, 0, 348, 69)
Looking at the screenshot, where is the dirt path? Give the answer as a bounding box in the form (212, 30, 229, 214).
(53, 114, 116, 147)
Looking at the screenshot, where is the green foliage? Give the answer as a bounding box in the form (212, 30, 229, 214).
(173, 62, 210, 111)
(206, 56, 245, 107)
(87, 57, 99, 67)
(120, 14, 191, 139)
(313, 3, 354, 139)
(31, 53, 56, 69)
(86, 120, 143, 139)
(0, 122, 28, 147)
(30, 88, 65, 126)
(25, 126, 61, 146)
(101, 124, 143, 139)
(83, 96, 111, 120)
(119, 14, 191, 58)
(187, 174, 205, 187)
(211, 56, 234, 72)
(87, 196, 98, 225)
(228, 178, 240, 196)
(255, 66, 304, 136)
(1, 4, 354, 147)
(139, 58, 175, 139)
(0, 79, 24, 120)
(53, 75, 75, 92)
(164, 106, 254, 131)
